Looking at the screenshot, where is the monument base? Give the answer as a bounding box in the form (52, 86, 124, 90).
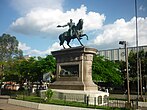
(51, 46, 98, 91)
(51, 89, 109, 105)
(50, 80, 98, 90)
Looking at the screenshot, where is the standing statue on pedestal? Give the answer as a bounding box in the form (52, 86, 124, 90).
(57, 19, 88, 49)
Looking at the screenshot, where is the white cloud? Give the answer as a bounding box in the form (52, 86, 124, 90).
(10, 0, 147, 54)
(19, 41, 80, 56)
(18, 42, 31, 50)
(19, 16, 147, 56)
(10, 5, 105, 37)
(90, 17, 147, 49)
(20, 42, 62, 56)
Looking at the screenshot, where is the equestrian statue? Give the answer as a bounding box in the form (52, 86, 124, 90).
(57, 19, 88, 49)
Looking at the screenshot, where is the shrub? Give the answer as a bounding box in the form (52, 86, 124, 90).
(45, 89, 53, 102)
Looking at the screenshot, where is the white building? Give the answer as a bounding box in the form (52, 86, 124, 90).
(97, 45, 147, 61)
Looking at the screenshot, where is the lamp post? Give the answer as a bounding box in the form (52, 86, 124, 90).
(135, 0, 139, 108)
(119, 41, 130, 105)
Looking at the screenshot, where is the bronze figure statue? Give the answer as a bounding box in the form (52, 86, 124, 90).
(57, 19, 88, 49)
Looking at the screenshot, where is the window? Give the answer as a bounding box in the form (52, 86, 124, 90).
(103, 95, 108, 103)
(98, 96, 102, 105)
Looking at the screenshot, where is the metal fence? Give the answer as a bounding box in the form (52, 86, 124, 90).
(2, 89, 146, 109)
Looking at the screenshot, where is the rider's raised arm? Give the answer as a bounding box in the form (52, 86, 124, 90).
(57, 23, 68, 28)
(61, 24, 68, 27)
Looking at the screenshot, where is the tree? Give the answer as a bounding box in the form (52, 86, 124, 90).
(34, 55, 56, 82)
(92, 55, 123, 86)
(0, 33, 23, 81)
(0, 33, 23, 61)
(1, 54, 56, 84)
(128, 50, 137, 78)
(2, 59, 20, 82)
(128, 50, 147, 91)
(14, 55, 56, 83)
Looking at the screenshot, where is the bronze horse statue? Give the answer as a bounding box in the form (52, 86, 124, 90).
(58, 19, 88, 48)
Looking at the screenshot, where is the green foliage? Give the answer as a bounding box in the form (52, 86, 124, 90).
(0, 33, 23, 81)
(92, 55, 123, 85)
(128, 50, 137, 78)
(45, 89, 53, 101)
(1, 52, 56, 83)
(16, 95, 44, 103)
(115, 50, 147, 92)
(0, 33, 23, 61)
(128, 50, 147, 82)
(2, 58, 22, 82)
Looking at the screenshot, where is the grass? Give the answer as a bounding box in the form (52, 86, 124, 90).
(16, 95, 44, 103)
(15, 95, 128, 110)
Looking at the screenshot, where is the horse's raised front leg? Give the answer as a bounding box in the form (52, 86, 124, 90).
(77, 37, 83, 46)
(85, 34, 88, 40)
(82, 34, 88, 40)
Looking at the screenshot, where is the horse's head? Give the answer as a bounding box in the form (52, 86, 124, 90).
(76, 19, 83, 30)
(79, 19, 83, 25)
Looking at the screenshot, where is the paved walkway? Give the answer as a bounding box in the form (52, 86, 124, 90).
(0, 96, 37, 110)
(0, 95, 98, 110)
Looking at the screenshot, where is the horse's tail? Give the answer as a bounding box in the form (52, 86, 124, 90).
(59, 34, 64, 46)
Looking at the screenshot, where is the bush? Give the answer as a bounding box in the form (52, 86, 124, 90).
(35, 89, 40, 97)
(45, 89, 53, 102)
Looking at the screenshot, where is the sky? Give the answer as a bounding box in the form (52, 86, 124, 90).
(0, 0, 147, 57)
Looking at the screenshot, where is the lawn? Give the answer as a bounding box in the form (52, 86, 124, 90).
(15, 95, 129, 110)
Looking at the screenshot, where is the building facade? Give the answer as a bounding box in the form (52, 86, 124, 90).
(97, 45, 147, 61)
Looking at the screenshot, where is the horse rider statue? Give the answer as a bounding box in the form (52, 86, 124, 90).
(57, 19, 88, 48)
(57, 19, 76, 38)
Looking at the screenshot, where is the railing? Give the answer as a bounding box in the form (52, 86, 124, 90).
(1, 89, 146, 109)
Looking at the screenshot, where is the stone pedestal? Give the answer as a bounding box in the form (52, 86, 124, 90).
(50, 46, 98, 90)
